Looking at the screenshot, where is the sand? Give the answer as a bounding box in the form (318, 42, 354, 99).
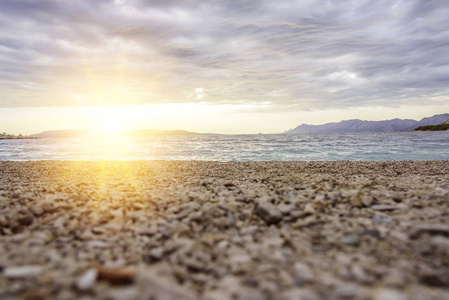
(0, 160, 448, 299)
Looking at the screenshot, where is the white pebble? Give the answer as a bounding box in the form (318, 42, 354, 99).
(3, 265, 45, 278)
(77, 268, 98, 291)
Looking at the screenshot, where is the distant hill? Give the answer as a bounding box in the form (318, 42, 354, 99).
(284, 113, 449, 134)
(30, 129, 204, 138)
(30, 129, 90, 138)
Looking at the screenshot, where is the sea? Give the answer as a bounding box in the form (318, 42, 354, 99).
(0, 132, 448, 161)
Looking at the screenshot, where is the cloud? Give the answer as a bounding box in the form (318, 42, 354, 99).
(0, 0, 448, 111)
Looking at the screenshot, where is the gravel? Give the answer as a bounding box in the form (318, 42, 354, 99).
(0, 160, 448, 299)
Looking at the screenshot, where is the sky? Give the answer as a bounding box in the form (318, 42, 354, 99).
(1, 0, 449, 134)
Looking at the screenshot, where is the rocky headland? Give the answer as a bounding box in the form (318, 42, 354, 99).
(285, 113, 449, 133)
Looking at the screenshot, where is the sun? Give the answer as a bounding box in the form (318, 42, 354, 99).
(88, 106, 135, 137)
(99, 121, 123, 136)
(93, 118, 126, 136)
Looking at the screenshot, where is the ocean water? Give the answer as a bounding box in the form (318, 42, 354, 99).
(0, 132, 448, 161)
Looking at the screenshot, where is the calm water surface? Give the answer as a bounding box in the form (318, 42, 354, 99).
(0, 132, 448, 161)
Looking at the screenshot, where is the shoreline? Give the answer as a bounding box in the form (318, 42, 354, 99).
(0, 161, 448, 299)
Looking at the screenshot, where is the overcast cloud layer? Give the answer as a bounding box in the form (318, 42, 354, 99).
(0, 0, 448, 110)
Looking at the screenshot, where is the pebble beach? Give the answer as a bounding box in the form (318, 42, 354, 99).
(0, 160, 448, 300)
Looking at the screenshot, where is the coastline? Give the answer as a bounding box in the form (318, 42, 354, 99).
(0, 160, 448, 299)
(0, 137, 40, 140)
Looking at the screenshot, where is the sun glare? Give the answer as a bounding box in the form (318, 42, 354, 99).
(90, 107, 135, 137)
(92, 117, 127, 136)
(98, 121, 123, 136)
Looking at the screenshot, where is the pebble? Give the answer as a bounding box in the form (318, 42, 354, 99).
(371, 205, 399, 211)
(105, 287, 140, 300)
(431, 236, 449, 252)
(281, 288, 320, 300)
(332, 284, 361, 299)
(148, 247, 165, 260)
(410, 224, 449, 239)
(339, 233, 361, 246)
(374, 288, 408, 300)
(97, 266, 135, 285)
(303, 203, 315, 214)
(278, 203, 296, 215)
(372, 215, 393, 224)
(76, 268, 98, 291)
(29, 205, 44, 216)
(2, 265, 45, 278)
(255, 200, 283, 224)
(17, 212, 33, 226)
(361, 195, 373, 207)
(138, 268, 197, 300)
(293, 262, 315, 283)
(418, 264, 446, 286)
(384, 269, 408, 287)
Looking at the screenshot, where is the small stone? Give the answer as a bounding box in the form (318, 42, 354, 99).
(3, 265, 45, 278)
(279, 270, 294, 287)
(202, 180, 212, 187)
(41, 203, 57, 213)
(371, 205, 398, 211)
(431, 236, 449, 253)
(106, 286, 140, 300)
(332, 284, 361, 299)
(418, 264, 446, 286)
(351, 196, 362, 207)
(361, 195, 373, 207)
(303, 203, 315, 214)
(46, 249, 62, 262)
(98, 266, 135, 285)
(374, 288, 408, 300)
(277, 203, 295, 215)
(87, 241, 111, 249)
(77, 268, 98, 291)
(351, 265, 372, 284)
(293, 262, 315, 283)
(410, 224, 449, 239)
(255, 201, 283, 224)
(137, 268, 197, 300)
(290, 210, 307, 219)
(372, 215, 393, 224)
(339, 233, 361, 246)
(216, 275, 240, 296)
(204, 290, 231, 300)
(30, 205, 44, 216)
(148, 247, 165, 261)
(281, 288, 320, 300)
(132, 202, 145, 210)
(0, 214, 8, 227)
(384, 269, 408, 287)
(233, 287, 266, 300)
(18, 213, 33, 226)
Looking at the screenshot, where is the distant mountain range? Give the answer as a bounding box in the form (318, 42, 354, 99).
(284, 113, 449, 134)
(25, 113, 449, 137)
(30, 129, 204, 138)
